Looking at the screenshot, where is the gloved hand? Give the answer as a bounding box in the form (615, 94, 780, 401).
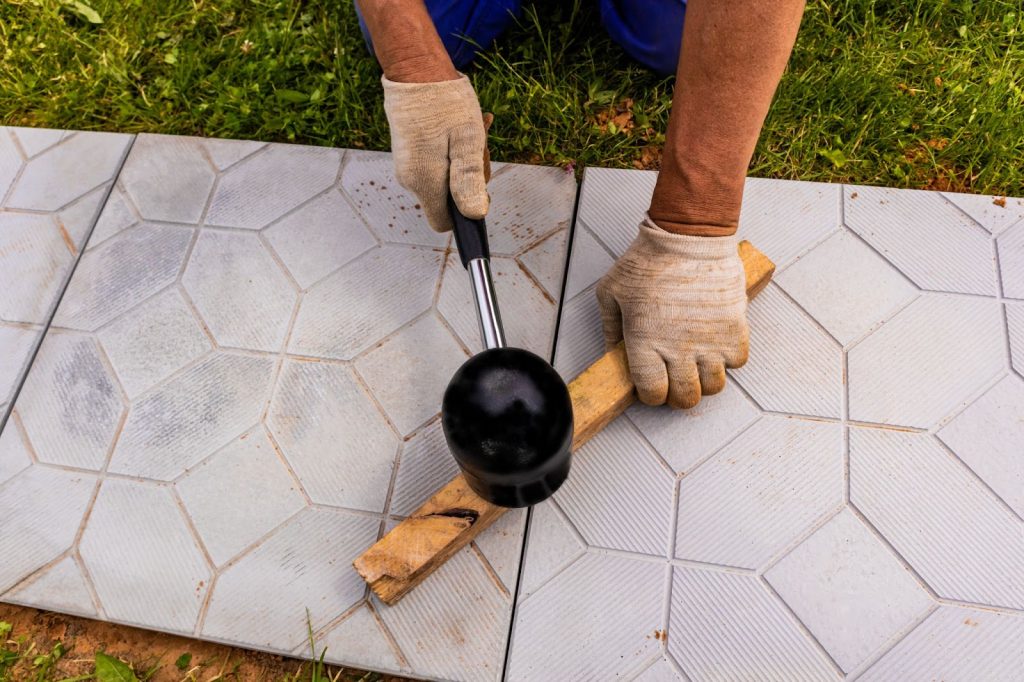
(596, 216, 749, 409)
(382, 73, 490, 233)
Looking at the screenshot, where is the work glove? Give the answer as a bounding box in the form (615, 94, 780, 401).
(596, 216, 749, 409)
(382, 73, 490, 233)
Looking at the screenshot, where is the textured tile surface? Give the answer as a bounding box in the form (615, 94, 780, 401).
(1, 135, 571, 681)
(4, 149, 1022, 681)
(510, 170, 1023, 681)
(0, 127, 131, 416)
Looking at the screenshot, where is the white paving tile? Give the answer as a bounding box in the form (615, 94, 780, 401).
(554, 418, 675, 556)
(206, 144, 341, 229)
(79, 475, 211, 630)
(676, 415, 843, 569)
(267, 360, 398, 512)
(316, 604, 406, 675)
(850, 427, 1024, 610)
(938, 375, 1024, 518)
(10, 127, 65, 158)
(54, 223, 193, 331)
(201, 138, 265, 171)
(765, 508, 933, 672)
(508, 552, 664, 681)
(998, 223, 1024, 299)
(437, 252, 558, 357)
(377, 546, 511, 682)
(387, 418, 459, 517)
(177, 427, 306, 566)
(3, 556, 97, 618)
(57, 183, 110, 248)
(0, 325, 38, 404)
(634, 657, 684, 681)
(626, 380, 759, 475)
(340, 150, 449, 248)
(108, 352, 275, 480)
(355, 313, 468, 436)
(669, 568, 836, 681)
(0, 212, 72, 324)
(182, 229, 297, 351)
(845, 186, 997, 295)
(561, 223, 615, 301)
(0, 415, 34, 485)
(859, 606, 1024, 681)
(576, 167, 657, 258)
(0, 132, 23, 201)
(16, 331, 124, 470)
(0, 466, 95, 593)
(474, 508, 527, 593)
(737, 178, 841, 268)
(485, 164, 576, 256)
(119, 134, 214, 223)
(87, 185, 137, 247)
(552, 285, 605, 381)
(97, 287, 210, 398)
(6, 131, 130, 211)
(777, 229, 918, 345)
(517, 228, 568, 300)
(942, 190, 1024, 234)
(1009, 303, 1024, 375)
(202, 508, 377, 652)
(518, 500, 586, 599)
(848, 294, 1004, 428)
(264, 189, 376, 289)
(730, 285, 844, 418)
(289, 245, 441, 360)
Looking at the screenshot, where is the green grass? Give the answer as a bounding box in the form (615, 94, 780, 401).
(1, 0, 1022, 194)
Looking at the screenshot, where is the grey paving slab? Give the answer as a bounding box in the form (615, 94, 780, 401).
(0, 127, 131, 418)
(508, 166, 1023, 680)
(0, 134, 573, 681)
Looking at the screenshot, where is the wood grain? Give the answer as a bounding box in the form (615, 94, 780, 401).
(354, 240, 775, 604)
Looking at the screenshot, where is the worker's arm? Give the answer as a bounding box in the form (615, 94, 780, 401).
(597, 0, 805, 408)
(357, 0, 490, 231)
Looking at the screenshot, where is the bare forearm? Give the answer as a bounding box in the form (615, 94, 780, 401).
(356, 0, 458, 82)
(650, 0, 805, 236)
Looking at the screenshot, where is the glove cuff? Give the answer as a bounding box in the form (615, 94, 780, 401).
(381, 72, 474, 97)
(639, 214, 738, 260)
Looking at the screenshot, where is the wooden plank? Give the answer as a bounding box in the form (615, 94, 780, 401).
(354, 240, 775, 604)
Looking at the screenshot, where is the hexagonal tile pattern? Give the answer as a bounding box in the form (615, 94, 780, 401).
(998, 222, 1024, 299)
(0, 325, 38, 409)
(7, 142, 1021, 680)
(554, 418, 675, 556)
(845, 186, 997, 295)
(264, 189, 376, 289)
(96, 287, 210, 398)
(860, 606, 1024, 681)
(942, 190, 1024, 234)
(176, 427, 306, 566)
(206, 144, 341, 229)
(340, 150, 449, 248)
(289, 244, 442, 360)
(80, 478, 211, 632)
(851, 427, 1024, 609)
(507, 552, 664, 681)
(16, 331, 124, 470)
(776, 229, 918, 345)
(676, 415, 843, 568)
(355, 313, 468, 436)
(202, 508, 377, 652)
(0, 212, 72, 323)
(669, 568, 836, 680)
(267, 359, 399, 512)
(10, 127, 65, 158)
(182, 229, 297, 351)
(0, 466, 95, 593)
(765, 509, 933, 672)
(2, 137, 574, 681)
(938, 375, 1024, 518)
(848, 294, 1004, 428)
(119, 134, 215, 224)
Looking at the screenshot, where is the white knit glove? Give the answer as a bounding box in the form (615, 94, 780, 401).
(382, 73, 489, 233)
(596, 216, 749, 408)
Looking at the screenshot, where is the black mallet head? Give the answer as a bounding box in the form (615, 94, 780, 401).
(441, 347, 574, 508)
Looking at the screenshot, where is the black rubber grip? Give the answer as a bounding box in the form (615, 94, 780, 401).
(448, 194, 489, 268)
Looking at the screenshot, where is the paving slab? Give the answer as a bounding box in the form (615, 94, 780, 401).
(508, 166, 1024, 681)
(0, 127, 132, 418)
(0, 134, 572, 682)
